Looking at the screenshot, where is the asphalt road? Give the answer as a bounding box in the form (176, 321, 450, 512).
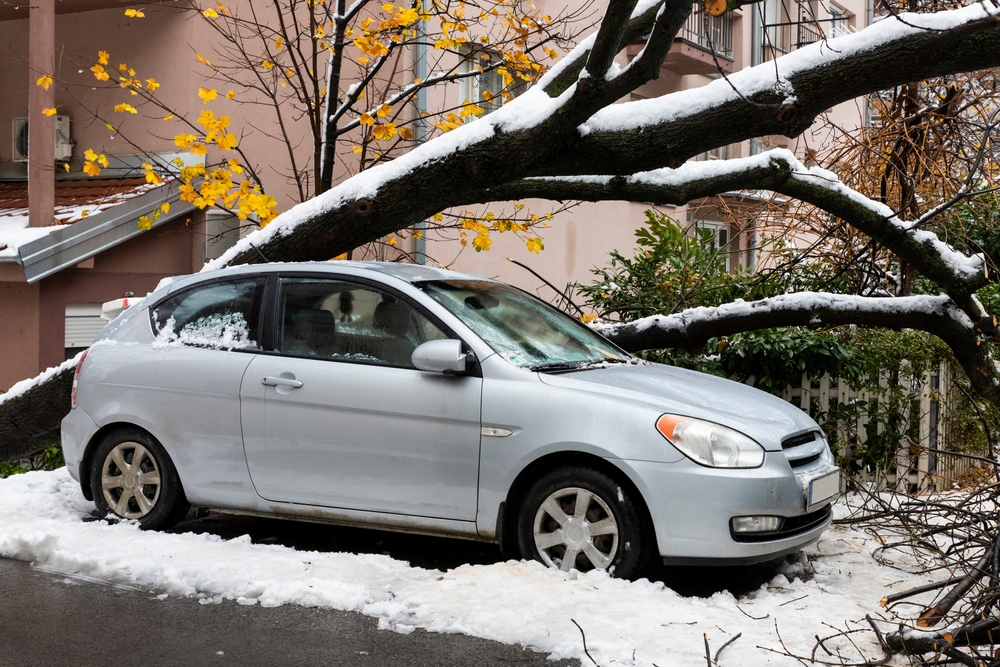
(0, 510, 787, 667)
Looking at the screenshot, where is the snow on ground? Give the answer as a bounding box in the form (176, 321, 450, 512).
(0, 468, 938, 666)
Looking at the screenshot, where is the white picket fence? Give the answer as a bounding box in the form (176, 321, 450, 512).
(777, 362, 990, 492)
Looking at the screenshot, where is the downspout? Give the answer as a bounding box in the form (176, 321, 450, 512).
(413, 0, 430, 264)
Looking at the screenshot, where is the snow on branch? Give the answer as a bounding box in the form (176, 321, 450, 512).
(208, 1, 1000, 273)
(598, 291, 1000, 403)
(481, 149, 987, 299)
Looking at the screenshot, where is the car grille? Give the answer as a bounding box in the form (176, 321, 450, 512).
(788, 452, 822, 468)
(731, 505, 833, 543)
(782, 431, 818, 449)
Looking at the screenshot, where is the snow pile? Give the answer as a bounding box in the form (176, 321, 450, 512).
(0, 468, 936, 666)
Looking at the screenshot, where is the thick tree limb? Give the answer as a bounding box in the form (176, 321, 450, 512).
(213, 4, 1000, 269)
(477, 151, 988, 302)
(595, 292, 1000, 407)
(0, 359, 76, 464)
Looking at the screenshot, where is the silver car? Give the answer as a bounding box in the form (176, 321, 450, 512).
(61, 262, 838, 578)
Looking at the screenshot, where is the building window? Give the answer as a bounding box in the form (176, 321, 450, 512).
(458, 49, 529, 115)
(695, 220, 733, 272)
(828, 5, 849, 37)
(698, 144, 730, 161)
(459, 49, 504, 114)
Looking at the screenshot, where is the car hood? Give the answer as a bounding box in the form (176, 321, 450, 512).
(537, 362, 818, 451)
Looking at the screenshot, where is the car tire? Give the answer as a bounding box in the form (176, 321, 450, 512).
(517, 466, 651, 579)
(89, 428, 190, 530)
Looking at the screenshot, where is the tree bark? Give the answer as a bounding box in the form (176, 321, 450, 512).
(0, 365, 74, 464)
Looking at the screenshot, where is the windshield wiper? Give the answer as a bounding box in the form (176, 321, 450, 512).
(530, 357, 629, 373)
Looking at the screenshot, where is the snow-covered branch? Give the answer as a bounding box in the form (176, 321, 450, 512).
(598, 292, 1000, 404)
(210, 3, 1000, 270)
(479, 150, 987, 301)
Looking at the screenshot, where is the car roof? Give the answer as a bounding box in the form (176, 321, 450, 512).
(163, 261, 496, 295)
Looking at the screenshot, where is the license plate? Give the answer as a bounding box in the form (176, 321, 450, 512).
(808, 470, 840, 510)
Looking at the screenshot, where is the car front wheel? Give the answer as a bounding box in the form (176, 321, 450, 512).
(89, 428, 189, 530)
(517, 466, 650, 579)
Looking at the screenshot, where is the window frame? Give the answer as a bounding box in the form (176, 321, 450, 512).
(261, 272, 481, 376)
(147, 275, 268, 352)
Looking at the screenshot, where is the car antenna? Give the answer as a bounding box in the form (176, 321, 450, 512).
(248, 242, 270, 263)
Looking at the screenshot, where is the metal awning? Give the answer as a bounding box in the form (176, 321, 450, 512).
(17, 180, 195, 284)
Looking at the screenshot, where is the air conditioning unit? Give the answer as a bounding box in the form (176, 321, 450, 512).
(12, 116, 73, 164)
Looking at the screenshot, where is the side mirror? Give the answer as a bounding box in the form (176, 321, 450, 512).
(412, 339, 468, 374)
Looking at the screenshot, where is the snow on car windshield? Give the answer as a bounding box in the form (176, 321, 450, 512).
(419, 280, 628, 369)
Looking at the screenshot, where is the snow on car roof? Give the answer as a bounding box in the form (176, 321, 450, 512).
(195, 260, 495, 285)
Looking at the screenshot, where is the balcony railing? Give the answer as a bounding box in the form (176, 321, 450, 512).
(678, 11, 734, 58)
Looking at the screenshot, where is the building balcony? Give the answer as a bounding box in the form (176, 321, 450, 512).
(667, 11, 735, 75)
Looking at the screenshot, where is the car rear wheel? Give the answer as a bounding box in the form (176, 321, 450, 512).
(90, 428, 189, 530)
(517, 466, 650, 579)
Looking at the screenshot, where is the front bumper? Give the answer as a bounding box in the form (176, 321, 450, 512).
(618, 453, 836, 562)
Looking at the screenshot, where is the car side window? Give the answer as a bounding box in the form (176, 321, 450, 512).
(276, 278, 448, 368)
(151, 278, 265, 350)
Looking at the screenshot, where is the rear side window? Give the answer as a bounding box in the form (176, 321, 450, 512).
(151, 278, 265, 350)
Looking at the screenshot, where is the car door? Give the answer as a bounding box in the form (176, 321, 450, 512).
(240, 275, 483, 521)
(127, 276, 266, 504)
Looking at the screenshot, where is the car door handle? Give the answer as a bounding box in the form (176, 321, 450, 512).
(262, 376, 303, 388)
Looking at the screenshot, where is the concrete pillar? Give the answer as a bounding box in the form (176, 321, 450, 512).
(28, 0, 55, 229)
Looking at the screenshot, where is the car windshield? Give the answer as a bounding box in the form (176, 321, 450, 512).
(418, 280, 630, 371)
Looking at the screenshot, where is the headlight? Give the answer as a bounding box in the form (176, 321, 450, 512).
(656, 414, 764, 468)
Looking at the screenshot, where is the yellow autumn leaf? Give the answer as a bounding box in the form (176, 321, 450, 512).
(472, 233, 491, 252)
(381, 3, 394, 11)
(215, 133, 238, 151)
(399, 126, 413, 141)
(41, 107, 58, 117)
(137, 215, 152, 231)
(275, 35, 283, 50)
(145, 78, 160, 92)
(351, 145, 363, 154)
(225, 89, 235, 100)
(84, 148, 98, 161)
(198, 87, 218, 103)
(91, 65, 110, 81)
(387, 236, 397, 246)
(114, 103, 138, 114)
(160, 202, 171, 214)
(124, 8, 145, 18)
(36, 74, 53, 90)
(359, 113, 375, 126)
(526, 237, 544, 253)
(163, 113, 175, 120)
(83, 161, 101, 177)
(203, 7, 219, 18)
(261, 59, 274, 70)
(97, 154, 109, 167)
(227, 158, 243, 174)
(376, 103, 391, 118)
(196, 53, 212, 66)
(98, 50, 110, 65)
(63, 163, 70, 173)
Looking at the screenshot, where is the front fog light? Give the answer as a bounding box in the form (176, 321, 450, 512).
(731, 515, 782, 533)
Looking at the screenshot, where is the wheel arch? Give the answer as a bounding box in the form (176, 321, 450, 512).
(498, 450, 658, 560)
(79, 422, 178, 502)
